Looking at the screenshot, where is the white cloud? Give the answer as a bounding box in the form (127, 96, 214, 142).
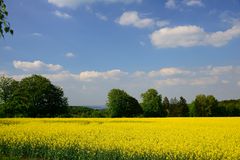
(183, 0, 204, 7)
(165, 0, 177, 9)
(13, 60, 63, 72)
(54, 10, 72, 19)
(132, 71, 146, 77)
(7, 65, 240, 105)
(148, 67, 190, 77)
(150, 25, 206, 48)
(44, 71, 79, 81)
(150, 24, 240, 48)
(0, 70, 7, 75)
(48, 0, 142, 9)
(156, 76, 219, 87)
(208, 66, 233, 75)
(79, 69, 128, 81)
(32, 33, 43, 37)
(205, 23, 240, 47)
(116, 11, 154, 28)
(190, 76, 218, 86)
(156, 20, 170, 28)
(95, 13, 108, 21)
(3, 46, 13, 51)
(219, 11, 240, 25)
(156, 78, 187, 86)
(117, 11, 170, 29)
(65, 52, 75, 58)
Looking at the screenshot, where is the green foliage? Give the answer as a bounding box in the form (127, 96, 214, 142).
(162, 97, 170, 117)
(0, 0, 13, 38)
(141, 89, 162, 117)
(194, 94, 218, 117)
(217, 99, 240, 116)
(179, 96, 189, 117)
(15, 75, 68, 117)
(0, 75, 68, 117)
(188, 102, 196, 117)
(0, 76, 19, 117)
(107, 89, 142, 117)
(168, 97, 189, 117)
(68, 106, 109, 117)
(0, 76, 18, 104)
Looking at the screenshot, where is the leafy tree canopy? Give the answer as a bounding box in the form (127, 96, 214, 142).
(0, 0, 13, 38)
(0, 75, 68, 117)
(107, 89, 142, 117)
(141, 89, 163, 117)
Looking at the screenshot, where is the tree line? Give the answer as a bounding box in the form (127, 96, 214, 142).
(0, 75, 240, 117)
(107, 89, 240, 117)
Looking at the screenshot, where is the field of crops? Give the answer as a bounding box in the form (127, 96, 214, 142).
(0, 118, 240, 159)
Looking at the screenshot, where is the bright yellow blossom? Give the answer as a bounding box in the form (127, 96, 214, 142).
(0, 118, 239, 159)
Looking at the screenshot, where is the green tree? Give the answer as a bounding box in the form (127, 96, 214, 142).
(179, 96, 189, 117)
(194, 94, 207, 116)
(0, 0, 13, 38)
(188, 102, 196, 117)
(194, 94, 218, 117)
(169, 97, 179, 117)
(207, 95, 218, 116)
(107, 89, 142, 117)
(0, 76, 18, 117)
(0, 76, 18, 104)
(218, 99, 240, 116)
(9, 75, 68, 117)
(162, 96, 170, 117)
(141, 89, 162, 117)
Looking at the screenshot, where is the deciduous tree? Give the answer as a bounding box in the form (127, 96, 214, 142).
(0, 0, 13, 38)
(107, 89, 142, 117)
(141, 89, 162, 117)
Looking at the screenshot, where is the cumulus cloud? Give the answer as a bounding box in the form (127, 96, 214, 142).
(156, 76, 219, 87)
(165, 0, 203, 9)
(43, 71, 79, 81)
(207, 66, 234, 75)
(116, 11, 169, 29)
(48, 0, 142, 9)
(79, 69, 128, 81)
(165, 0, 177, 9)
(156, 78, 187, 86)
(190, 76, 218, 86)
(54, 10, 72, 19)
(116, 11, 154, 28)
(8, 65, 240, 105)
(150, 24, 240, 48)
(148, 67, 190, 77)
(132, 71, 146, 77)
(13, 60, 63, 72)
(65, 52, 75, 58)
(183, 0, 204, 7)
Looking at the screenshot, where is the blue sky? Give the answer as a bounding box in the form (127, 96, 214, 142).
(1, 0, 240, 105)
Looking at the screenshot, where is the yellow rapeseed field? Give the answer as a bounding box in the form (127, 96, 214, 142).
(0, 118, 240, 159)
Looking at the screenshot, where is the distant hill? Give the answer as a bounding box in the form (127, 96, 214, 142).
(88, 105, 106, 110)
